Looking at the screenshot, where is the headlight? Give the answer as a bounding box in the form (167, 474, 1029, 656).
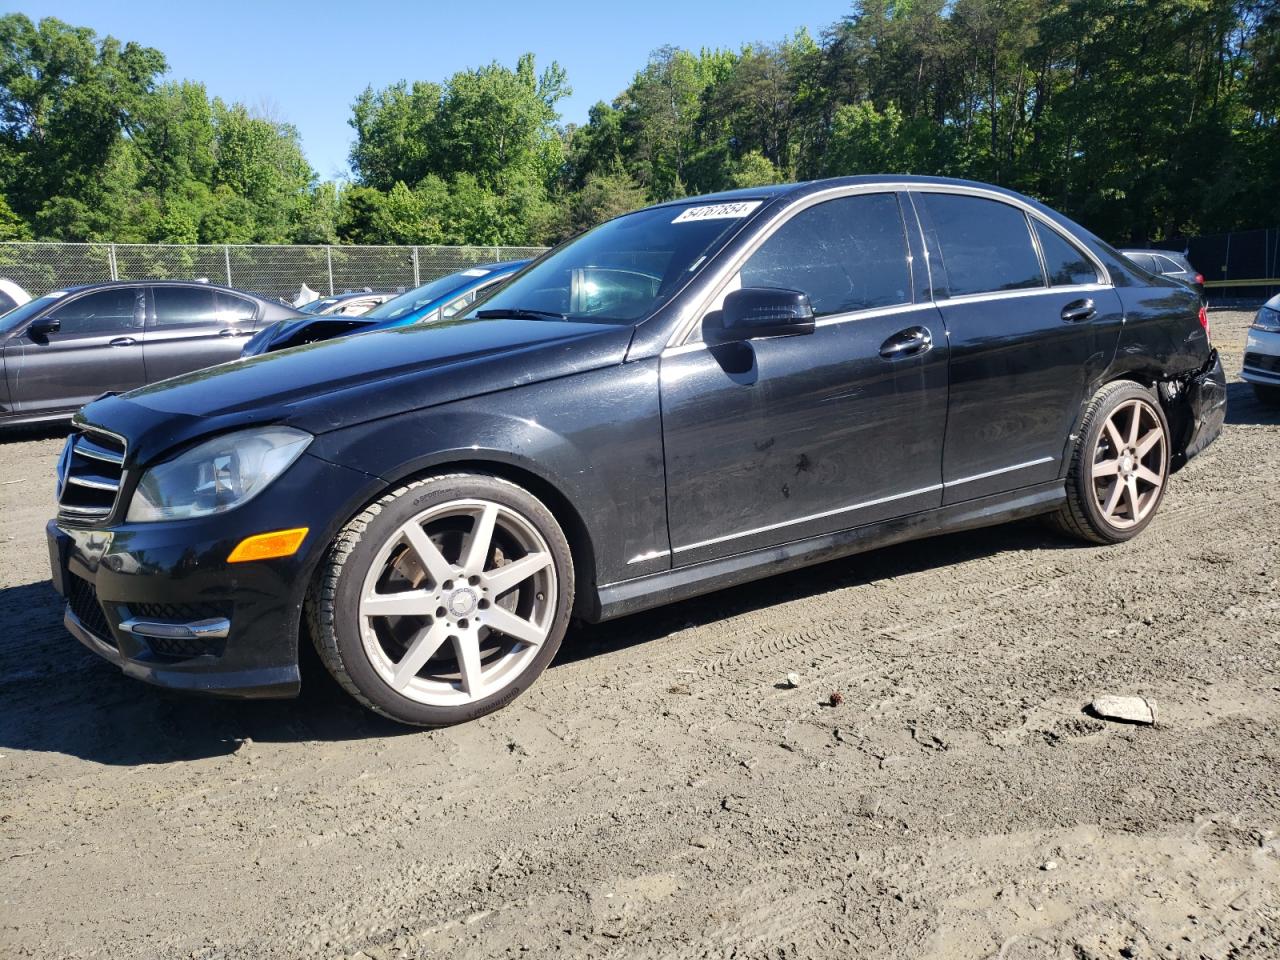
(126, 426, 312, 522)
(1253, 305, 1280, 332)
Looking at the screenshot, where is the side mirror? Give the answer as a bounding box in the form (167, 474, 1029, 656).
(28, 316, 60, 338)
(719, 287, 815, 341)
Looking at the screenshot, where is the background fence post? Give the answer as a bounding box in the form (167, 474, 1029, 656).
(108, 243, 118, 281)
(224, 244, 232, 286)
(412, 246, 420, 287)
(326, 246, 334, 295)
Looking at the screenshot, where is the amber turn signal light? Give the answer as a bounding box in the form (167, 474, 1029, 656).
(227, 527, 309, 563)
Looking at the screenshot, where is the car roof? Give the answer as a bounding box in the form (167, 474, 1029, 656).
(319, 290, 393, 300)
(53, 279, 268, 297)
(644, 174, 1063, 210)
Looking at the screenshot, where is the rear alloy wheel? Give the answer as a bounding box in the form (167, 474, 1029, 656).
(1051, 381, 1170, 544)
(309, 474, 574, 726)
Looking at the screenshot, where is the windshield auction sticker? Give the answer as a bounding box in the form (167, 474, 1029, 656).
(672, 201, 762, 223)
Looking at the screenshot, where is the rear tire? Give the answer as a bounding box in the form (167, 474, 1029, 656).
(1252, 383, 1280, 407)
(1049, 381, 1171, 545)
(307, 473, 575, 726)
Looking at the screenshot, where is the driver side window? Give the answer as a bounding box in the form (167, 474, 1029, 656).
(738, 193, 912, 318)
(45, 288, 141, 337)
(693, 193, 912, 342)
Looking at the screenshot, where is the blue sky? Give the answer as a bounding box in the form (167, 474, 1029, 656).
(14, 1, 851, 180)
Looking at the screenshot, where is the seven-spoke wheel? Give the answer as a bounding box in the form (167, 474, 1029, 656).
(309, 474, 574, 725)
(1090, 398, 1166, 530)
(1051, 380, 1170, 544)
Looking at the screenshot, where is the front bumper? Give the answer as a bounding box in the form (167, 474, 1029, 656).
(48, 452, 375, 698)
(1242, 327, 1280, 386)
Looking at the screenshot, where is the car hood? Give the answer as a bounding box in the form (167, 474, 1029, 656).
(80, 317, 634, 466)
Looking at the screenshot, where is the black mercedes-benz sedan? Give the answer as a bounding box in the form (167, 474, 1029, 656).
(1, 280, 302, 428)
(46, 176, 1226, 726)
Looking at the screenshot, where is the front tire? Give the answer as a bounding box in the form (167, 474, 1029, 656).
(1050, 381, 1171, 544)
(307, 473, 575, 726)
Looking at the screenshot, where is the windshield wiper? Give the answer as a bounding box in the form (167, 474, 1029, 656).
(475, 308, 568, 321)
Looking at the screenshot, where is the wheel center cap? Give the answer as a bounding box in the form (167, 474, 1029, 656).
(447, 588, 478, 618)
(1121, 454, 1135, 473)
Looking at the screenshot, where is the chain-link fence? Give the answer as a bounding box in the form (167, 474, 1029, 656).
(1153, 226, 1280, 302)
(0, 242, 549, 302)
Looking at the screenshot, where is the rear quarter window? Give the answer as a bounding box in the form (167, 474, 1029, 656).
(1032, 220, 1100, 286)
(923, 193, 1045, 297)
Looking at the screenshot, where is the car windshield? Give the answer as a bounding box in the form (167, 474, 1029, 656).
(467, 199, 764, 324)
(300, 298, 343, 314)
(363, 271, 489, 323)
(0, 293, 62, 333)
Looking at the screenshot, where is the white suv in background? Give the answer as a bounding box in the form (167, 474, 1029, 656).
(1242, 293, 1280, 405)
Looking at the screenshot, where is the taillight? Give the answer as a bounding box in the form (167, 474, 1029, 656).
(1195, 273, 1204, 285)
(1199, 304, 1210, 343)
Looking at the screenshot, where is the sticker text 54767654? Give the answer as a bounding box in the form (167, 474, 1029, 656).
(671, 201, 763, 224)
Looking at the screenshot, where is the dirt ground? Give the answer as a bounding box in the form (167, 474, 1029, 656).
(0, 309, 1276, 960)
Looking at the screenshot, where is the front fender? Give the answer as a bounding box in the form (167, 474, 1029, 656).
(306, 359, 669, 591)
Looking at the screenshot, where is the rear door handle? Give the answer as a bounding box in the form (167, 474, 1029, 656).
(879, 326, 933, 359)
(219, 328, 248, 338)
(1061, 299, 1096, 323)
(108, 337, 136, 347)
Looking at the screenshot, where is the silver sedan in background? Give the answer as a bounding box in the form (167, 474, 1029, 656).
(1242, 292, 1280, 405)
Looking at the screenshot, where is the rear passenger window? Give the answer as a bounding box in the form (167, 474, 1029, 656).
(924, 194, 1044, 297)
(1032, 220, 1099, 286)
(737, 193, 911, 317)
(151, 287, 219, 327)
(217, 291, 256, 324)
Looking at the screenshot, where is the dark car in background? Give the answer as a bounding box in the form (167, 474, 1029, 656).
(48, 176, 1224, 728)
(298, 290, 397, 316)
(0, 280, 302, 427)
(241, 261, 528, 356)
(1120, 249, 1205, 298)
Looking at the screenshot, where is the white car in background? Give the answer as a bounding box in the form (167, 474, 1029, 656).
(0, 279, 30, 315)
(1243, 293, 1280, 405)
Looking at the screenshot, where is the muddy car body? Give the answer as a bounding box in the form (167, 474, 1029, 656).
(47, 176, 1226, 726)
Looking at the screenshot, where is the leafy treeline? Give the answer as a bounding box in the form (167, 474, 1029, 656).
(1, 2, 1278, 249)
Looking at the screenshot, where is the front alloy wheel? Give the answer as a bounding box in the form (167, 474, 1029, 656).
(309, 474, 574, 726)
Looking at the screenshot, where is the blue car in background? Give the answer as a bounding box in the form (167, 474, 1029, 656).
(241, 260, 529, 356)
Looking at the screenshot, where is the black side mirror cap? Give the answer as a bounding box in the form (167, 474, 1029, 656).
(719, 287, 815, 341)
(28, 316, 60, 337)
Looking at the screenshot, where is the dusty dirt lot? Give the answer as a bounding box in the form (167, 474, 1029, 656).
(1, 310, 1277, 960)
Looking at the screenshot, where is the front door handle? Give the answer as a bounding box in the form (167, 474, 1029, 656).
(879, 326, 933, 360)
(1061, 299, 1096, 323)
(219, 328, 248, 338)
(108, 337, 137, 347)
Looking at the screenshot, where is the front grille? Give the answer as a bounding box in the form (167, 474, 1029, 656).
(1244, 352, 1280, 375)
(56, 428, 127, 524)
(65, 572, 115, 646)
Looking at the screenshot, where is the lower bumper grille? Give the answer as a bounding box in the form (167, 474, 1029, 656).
(66, 572, 115, 646)
(1244, 352, 1280, 375)
(144, 634, 228, 659)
